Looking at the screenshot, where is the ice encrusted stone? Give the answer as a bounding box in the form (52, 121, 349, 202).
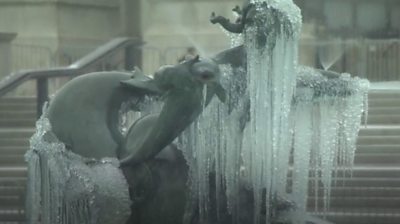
(25, 108, 131, 224)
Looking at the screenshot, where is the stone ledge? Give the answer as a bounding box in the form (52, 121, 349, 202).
(149, 0, 238, 2)
(0, 0, 119, 8)
(0, 32, 17, 42)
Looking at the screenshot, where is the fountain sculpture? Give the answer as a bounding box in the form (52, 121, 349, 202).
(25, 0, 369, 224)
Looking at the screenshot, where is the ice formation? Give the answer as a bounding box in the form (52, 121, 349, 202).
(180, 0, 369, 224)
(243, 1, 301, 222)
(24, 1, 370, 223)
(25, 107, 131, 224)
(118, 96, 163, 136)
(293, 67, 369, 215)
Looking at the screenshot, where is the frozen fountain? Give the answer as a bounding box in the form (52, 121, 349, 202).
(25, 0, 369, 224)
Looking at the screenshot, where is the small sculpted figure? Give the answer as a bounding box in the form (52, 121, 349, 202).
(210, 1, 251, 34)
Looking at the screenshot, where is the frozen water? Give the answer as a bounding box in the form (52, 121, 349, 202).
(24, 1, 370, 223)
(317, 40, 345, 71)
(294, 68, 369, 214)
(25, 107, 131, 224)
(180, 1, 369, 224)
(370, 81, 400, 90)
(118, 96, 163, 136)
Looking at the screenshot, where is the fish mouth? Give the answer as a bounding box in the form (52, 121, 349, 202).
(199, 72, 215, 82)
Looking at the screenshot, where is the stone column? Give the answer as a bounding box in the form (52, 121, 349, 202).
(0, 32, 17, 79)
(119, 0, 142, 69)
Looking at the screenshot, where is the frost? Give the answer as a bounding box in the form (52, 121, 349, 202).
(294, 68, 369, 214)
(119, 96, 163, 136)
(25, 108, 131, 224)
(180, 1, 369, 224)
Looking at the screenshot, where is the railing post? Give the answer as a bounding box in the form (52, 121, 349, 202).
(36, 77, 48, 118)
(125, 44, 141, 71)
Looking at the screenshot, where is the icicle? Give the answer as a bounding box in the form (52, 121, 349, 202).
(295, 68, 369, 215)
(25, 108, 131, 224)
(291, 89, 313, 218)
(180, 1, 369, 223)
(25, 150, 41, 224)
(243, 2, 301, 223)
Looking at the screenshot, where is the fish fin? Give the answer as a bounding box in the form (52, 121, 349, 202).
(205, 83, 227, 106)
(130, 67, 151, 80)
(215, 83, 227, 103)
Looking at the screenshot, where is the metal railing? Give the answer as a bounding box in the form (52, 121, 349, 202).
(11, 44, 54, 71)
(0, 37, 142, 117)
(300, 39, 400, 81)
(138, 39, 400, 82)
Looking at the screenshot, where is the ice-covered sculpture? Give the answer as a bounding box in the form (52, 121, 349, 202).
(25, 0, 369, 224)
(181, 0, 369, 224)
(25, 57, 226, 224)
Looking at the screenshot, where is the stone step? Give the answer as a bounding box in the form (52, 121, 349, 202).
(0, 157, 26, 166)
(368, 90, 400, 99)
(0, 129, 34, 139)
(333, 166, 400, 178)
(356, 144, 400, 153)
(0, 112, 36, 121)
(0, 139, 29, 147)
(311, 209, 400, 224)
(359, 126, 400, 136)
(368, 93, 400, 100)
(0, 178, 26, 188)
(0, 186, 25, 197)
(357, 136, 400, 145)
(0, 104, 36, 111)
(0, 97, 35, 104)
(304, 177, 400, 188)
(357, 135, 400, 145)
(308, 196, 400, 209)
(288, 166, 400, 179)
(368, 99, 400, 108)
(364, 115, 400, 124)
(0, 119, 35, 128)
(366, 107, 400, 116)
(0, 147, 29, 156)
(354, 153, 400, 165)
(309, 187, 400, 198)
(0, 196, 24, 208)
(0, 211, 25, 223)
(0, 168, 26, 178)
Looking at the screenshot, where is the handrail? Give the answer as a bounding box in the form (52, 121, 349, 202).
(0, 37, 141, 96)
(0, 37, 142, 117)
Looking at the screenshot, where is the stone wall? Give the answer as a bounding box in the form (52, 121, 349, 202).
(0, 32, 17, 79)
(140, 0, 242, 73)
(0, 0, 318, 95)
(139, 0, 317, 73)
(56, 0, 121, 65)
(0, 0, 123, 95)
(0, 0, 121, 65)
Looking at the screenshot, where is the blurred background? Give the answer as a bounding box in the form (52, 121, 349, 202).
(0, 0, 399, 224)
(0, 0, 399, 96)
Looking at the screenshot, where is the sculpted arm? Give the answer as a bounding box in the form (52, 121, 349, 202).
(210, 12, 245, 34)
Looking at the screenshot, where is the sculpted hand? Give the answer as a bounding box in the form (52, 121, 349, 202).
(232, 5, 242, 15)
(210, 12, 228, 24)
